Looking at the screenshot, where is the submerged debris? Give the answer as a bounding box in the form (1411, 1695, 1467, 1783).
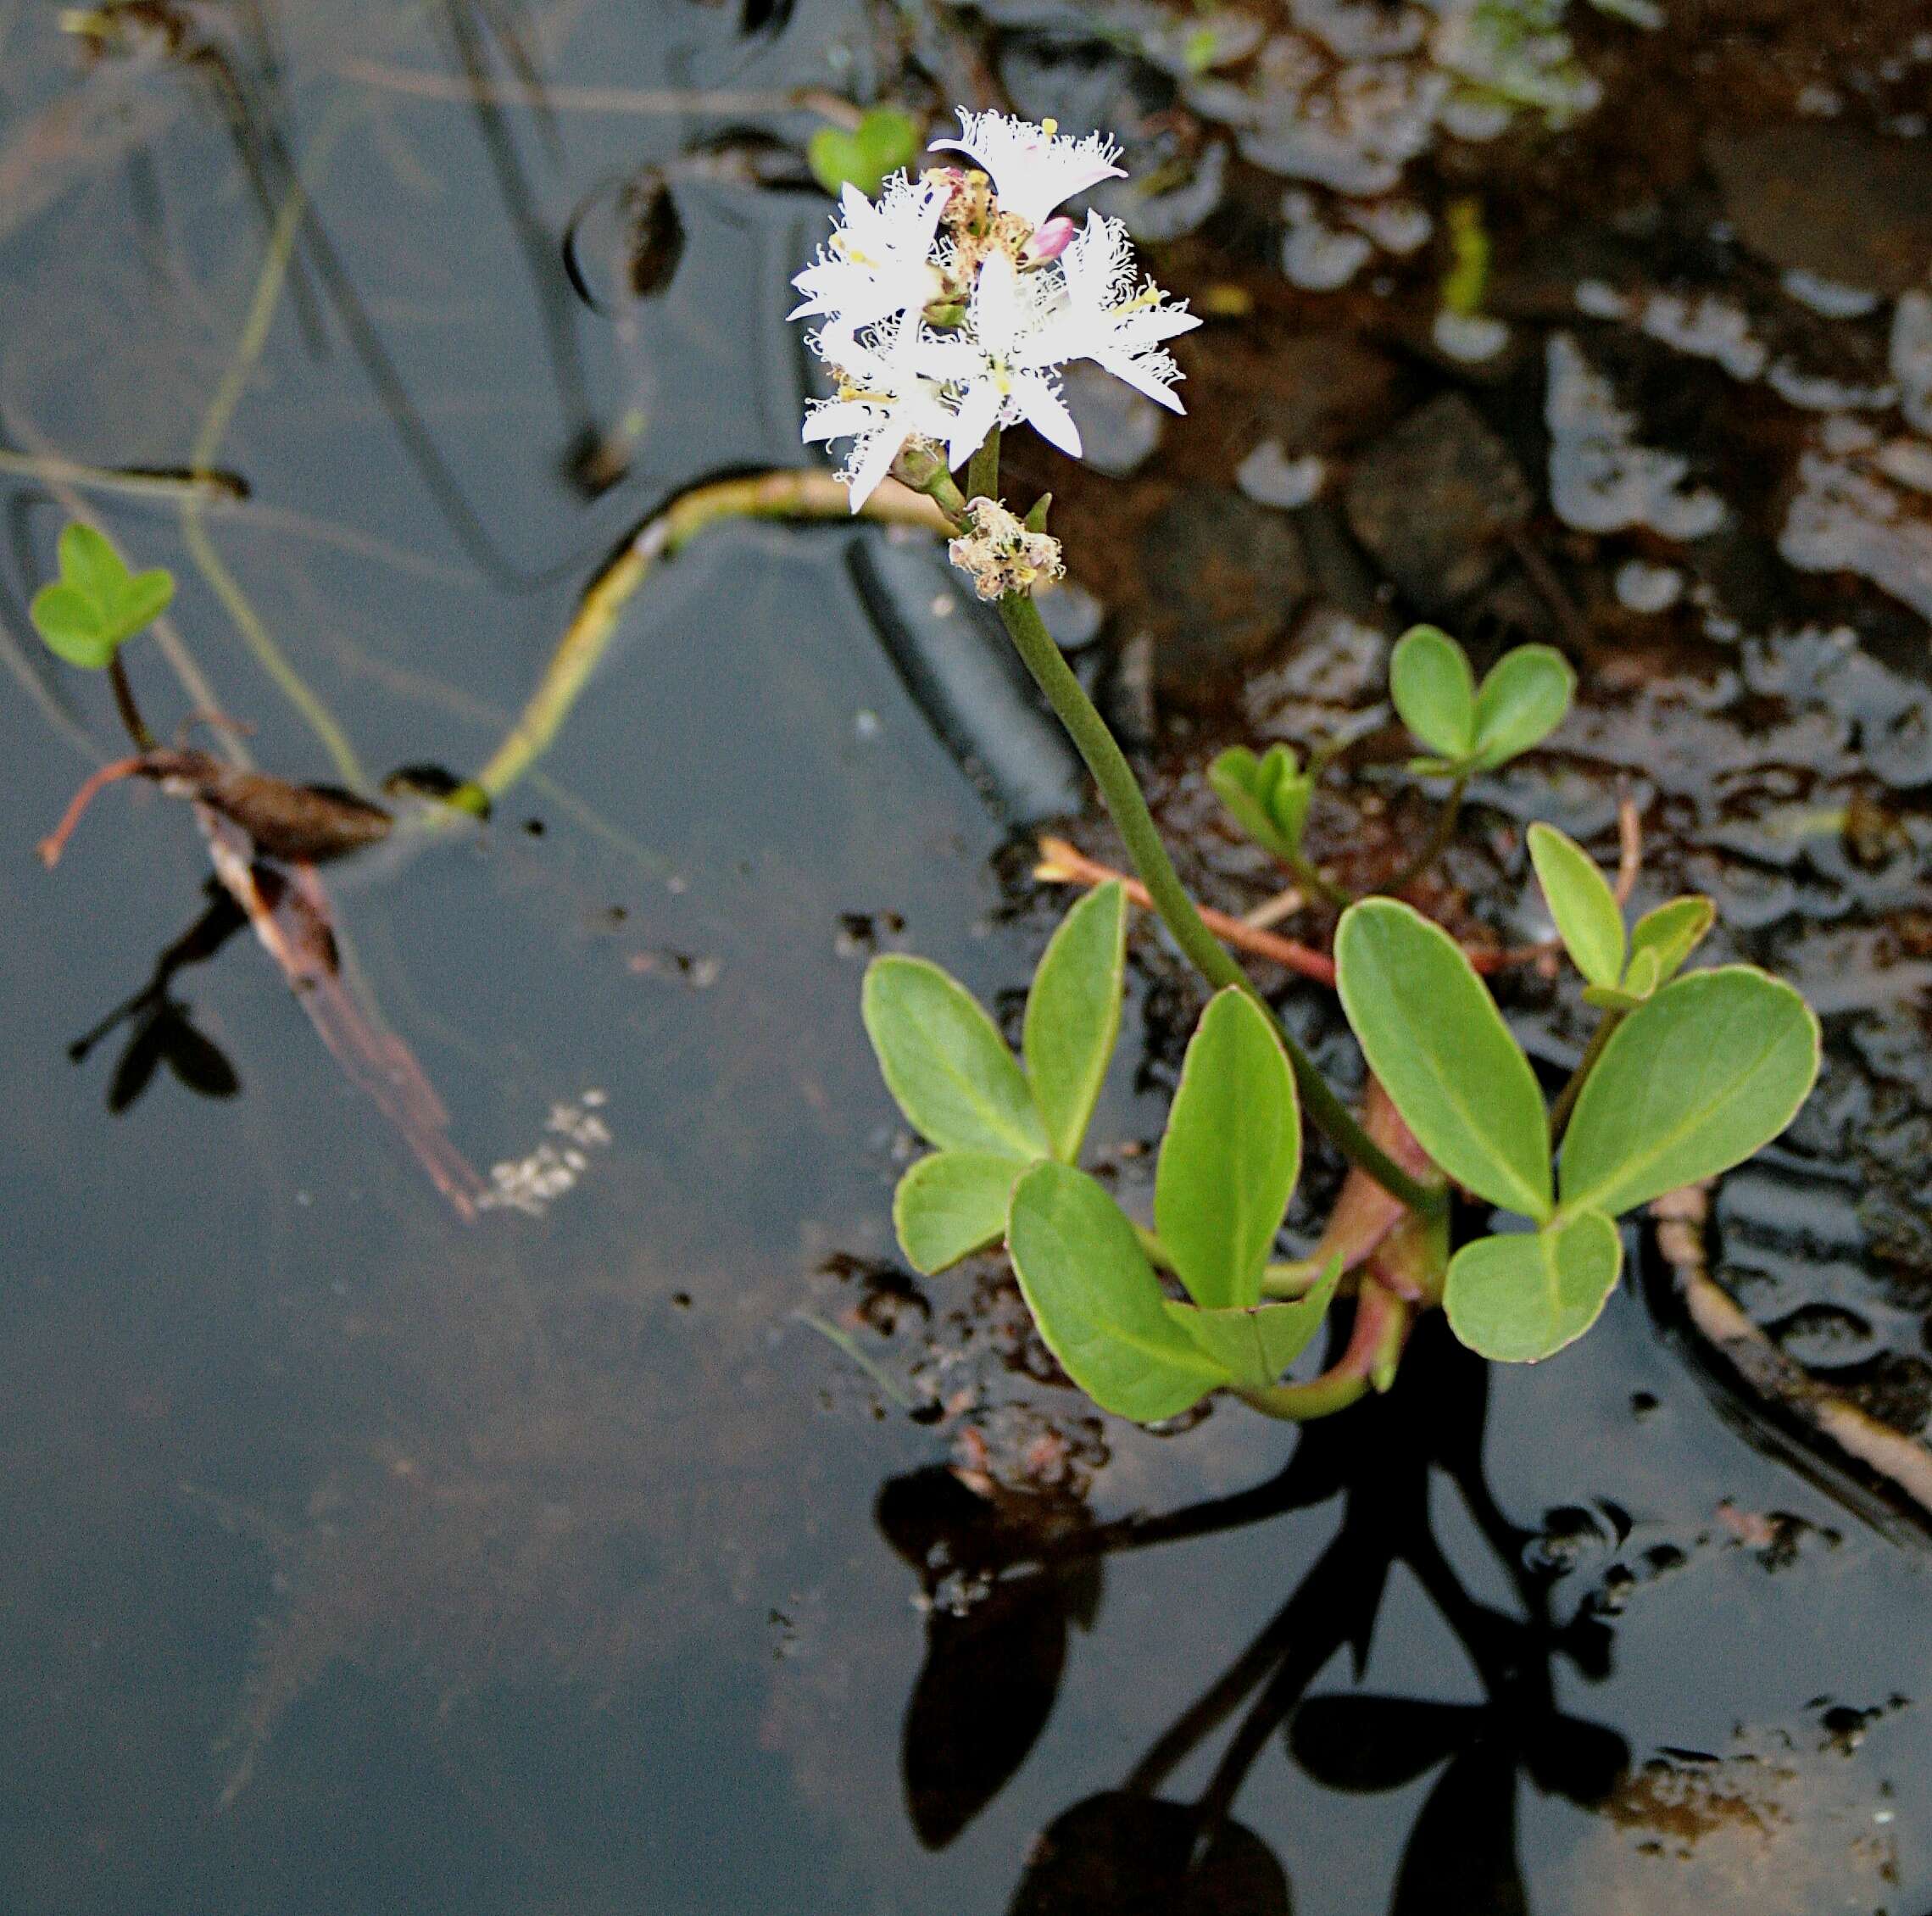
(1544, 332, 1726, 538)
(1781, 421, 1932, 622)
(38, 747, 393, 869)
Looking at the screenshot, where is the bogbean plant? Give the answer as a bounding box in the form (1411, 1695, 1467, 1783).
(800, 110, 1821, 1422)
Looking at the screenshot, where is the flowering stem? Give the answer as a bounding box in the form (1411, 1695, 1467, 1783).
(993, 584, 1442, 1212)
(965, 426, 1002, 510)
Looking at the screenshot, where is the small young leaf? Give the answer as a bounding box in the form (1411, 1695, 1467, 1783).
(857, 107, 920, 176)
(807, 107, 919, 197)
(1163, 1256, 1342, 1389)
(1469, 644, 1574, 771)
(1334, 900, 1552, 1221)
(30, 582, 117, 669)
(1528, 823, 1625, 989)
(58, 521, 126, 606)
(1006, 1161, 1230, 1421)
(1154, 989, 1302, 1310)
(1389, 626, 1477, 761)
(863, 956, 1050, 1159)
(1444, 1210, 1623, 1362)
(894, 1150, 1025, 1274)
(114, 567, 175, 642)
(1628, 894, 1715, 986)
(1621, 945, 1662, 998)
(31, 522, 175, 666)
(1559, 966, 1820, 1217)
(1024, 882, 1127, 1163)
(1208, 744, 1311, 864)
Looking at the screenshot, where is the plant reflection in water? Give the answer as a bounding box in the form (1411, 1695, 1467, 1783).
(877, 1320, 1629, 1915)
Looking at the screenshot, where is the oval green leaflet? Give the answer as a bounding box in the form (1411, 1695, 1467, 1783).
(1558, 966, 1821, 1219)
(1444, 1210, 1623, 1363)
(1024, 881, 1127, 1164)
(892, 1150, 1027, 1275)
(1153, 988, 1301, 1311)
(1528, 822, 1625, 989)
(1334, 899, 1552, 1222)
(1390, 625, 1476, 763)
(1006, 1161, 1229, 1422)
(1467, 644, 1573, 771)
(863, 955, 1049, 1161)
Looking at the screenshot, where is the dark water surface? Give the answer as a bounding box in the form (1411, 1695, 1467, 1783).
(3, 2, 1931, 1912)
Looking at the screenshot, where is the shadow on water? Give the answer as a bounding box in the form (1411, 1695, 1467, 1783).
(67, 882, 248, 1112)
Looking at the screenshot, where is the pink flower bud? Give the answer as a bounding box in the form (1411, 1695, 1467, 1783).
(1025, 216, 1077, 264)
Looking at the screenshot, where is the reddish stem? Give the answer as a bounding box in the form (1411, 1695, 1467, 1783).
(1037, 837, 1556, 986)
(37, 755, 151, 868)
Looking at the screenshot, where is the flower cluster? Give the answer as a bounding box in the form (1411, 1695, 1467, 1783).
(794, 110, 1202, 510)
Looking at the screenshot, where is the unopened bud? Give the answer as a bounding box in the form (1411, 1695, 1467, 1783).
(888, 437, 949, 494)
(1024, 215, 1077, 265)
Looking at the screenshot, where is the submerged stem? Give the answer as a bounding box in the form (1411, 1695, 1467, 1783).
(457, 470, 950, 813)
(184, 105, 369, 792)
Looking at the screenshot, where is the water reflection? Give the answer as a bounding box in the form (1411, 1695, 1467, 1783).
(68, 880, 247, 1111)
(881, 1323, 1633, 1913)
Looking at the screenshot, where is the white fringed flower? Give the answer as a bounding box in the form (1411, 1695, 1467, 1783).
(792, 109, 1200, 504)
(801, 315, 955, 510)
(1050, 210, 1201, 413)
(928, 109, 1126, 230)
(789, 175, 948, 330)
(915, 250, 1083, 466)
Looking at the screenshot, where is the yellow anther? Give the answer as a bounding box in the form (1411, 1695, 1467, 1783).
(1042, 117, 1059, 136)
